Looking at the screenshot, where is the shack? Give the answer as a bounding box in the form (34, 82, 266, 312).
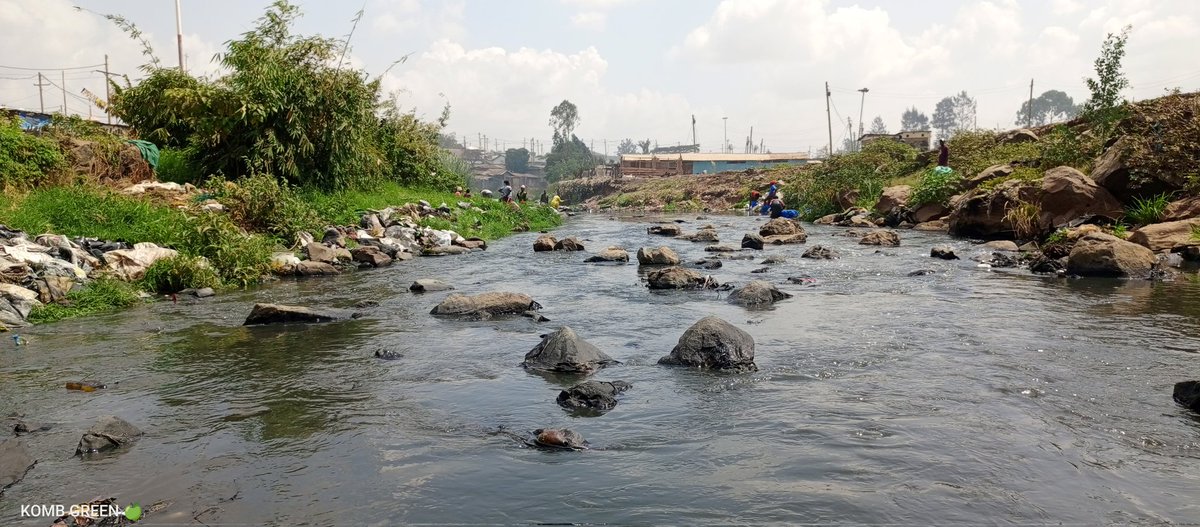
(618, 152, 811, 177)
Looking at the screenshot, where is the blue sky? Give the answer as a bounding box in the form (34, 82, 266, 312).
(3, 0, 1198, 155)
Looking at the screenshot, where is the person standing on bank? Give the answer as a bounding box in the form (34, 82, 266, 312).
(499, 180, 513, 203)
(937, 139, 950, 167)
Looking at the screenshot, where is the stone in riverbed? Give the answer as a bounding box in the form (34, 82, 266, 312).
(802, 246, 838, 259)
(637, 246, 680, 266)
(557, 380, 632, 414)
(294, 260, 340, 276)
(658, 316, 757, 372)
(1174, 381, 1200, 413)
(647, 267, 720, 290)
(522, 327, 617, 374)
(931, 247, 959, 260)
(75, 416, 143, 455)
(430, 292, 541, 319)
(765, 233, 807, 245)
(1, 438, 34, 491)
(585, 247, 629, 263)
(532, 428, 587, 450)
(727, 280, 792, 306)
(409, 279, 453, 293)
(704, 245, 740, 253)
(244, 303, 353, 325)
(983, 240, 1020, 252)
(554, 237, 585, 251)
(533, 234, 557, 252)
(860, 230, 900, 246)
(759, 218, 804, 237)
(1066, 233, 1156, 278)
(677, 229, 719, 243)
(741, 233, 765, 250)
(422, 245, 470, 256)
(351, 246, 392, 267)
(648, 224, 682, 236)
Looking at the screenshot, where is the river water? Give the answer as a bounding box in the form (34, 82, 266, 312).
(2, 213, 1199, 526)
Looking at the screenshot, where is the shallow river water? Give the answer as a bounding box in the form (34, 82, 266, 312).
(2, 213, 1200, 526)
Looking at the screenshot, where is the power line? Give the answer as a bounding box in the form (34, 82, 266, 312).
(0, 63, 104, 72)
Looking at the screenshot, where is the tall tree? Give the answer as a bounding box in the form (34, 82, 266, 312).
(549, 100, 580, 145)
(637, 139, 651, 154)
(616, 138, 638, 155)
(1082, 25, 1131, 114)
(1014, 89, 1080, 126)
(931, 91, 976, 140)
(900, 107, 929, 131)
(869, 116, 888, 134)
(504, 147, 530, 172)
(545, 134, 598, 183)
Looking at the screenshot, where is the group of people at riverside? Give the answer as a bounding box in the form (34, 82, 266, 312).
(455, 180, 562, 209)
(745, 139, 952, 217)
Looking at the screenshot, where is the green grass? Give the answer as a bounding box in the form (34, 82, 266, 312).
(1125, 193, 1171, 225)
(155, 147, 204, 185)
(27, 278, 142, 324)
(977, 166, 1043, 193)
(139, 254, 221, 293)
(0, 186, 191, 244)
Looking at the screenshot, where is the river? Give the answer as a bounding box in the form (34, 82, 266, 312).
(2, 213, 1199, 525)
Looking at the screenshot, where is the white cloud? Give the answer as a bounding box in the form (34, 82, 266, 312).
(1051, 0, 1083, 16)
(570, 11, 607, 31)
(560, 0, 635, 8)
(370, 0, 464, 41)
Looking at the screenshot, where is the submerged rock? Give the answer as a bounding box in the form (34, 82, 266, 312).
(741, 233, 765, 250)
(931, 247, 959, 260)
(75, 416, 143, 455)
(677, 229, 719, 243)
(637, 246, 680, 266)
(647, 267, 720, 290)
(802, 246, 838, 259)
(556, 380, 632, 414)
(243, 303, 352, 325)
(522, 327, 617, 374)
(1, 438, 34, 491)
(907, 269, 936, 276)
(648, 224, 682, 236)
(533, 234, 557, 252)
(658, 316, 757, 372)
(374, 349, 403, 360)
(585, 247, 630, 263)
(532, 428, 587, 450)
(410, 279, 454, 293)
(860, 230, 901, 246)
(430, 292, 541, 319)
(727, 280, 792, 306)
(1173, 381, 1200, 413)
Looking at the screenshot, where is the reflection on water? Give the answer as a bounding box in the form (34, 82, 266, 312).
(3, 213, 1200, 525)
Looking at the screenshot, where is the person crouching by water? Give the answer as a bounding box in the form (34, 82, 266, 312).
(517, 185, 529, 203)
(550, 194, 562, 209)
(747, 190, 762, 214)
(499, 180, 513, 203)
(768, 196, 785, 218)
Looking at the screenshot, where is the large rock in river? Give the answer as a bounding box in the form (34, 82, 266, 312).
(648, 224, 682, 236)
(76, 415, 143, 455)
(646, 267, 719, 290)
(1174, 381, 1200, 413)
(585, 246, 629, 263)
(556, 380, 631, 413)
(637, 246, 680, 266)
(759, 218, 804, 237)
(859, 230, 900, 246)
(741, 233, 764, 250)
(1066, 233, 1156, 278)
(1128, 219, 1200, 253)
(431, 292, 539, 318)
(522, 327, 617, 374)
(244, 303, 352, 325)
(409, 279, 453, 293)
(554, 237, 585, 251)
(1, 438, 34, 491)
(727, 280, 792, 306)
(533, 234, 557, 252)
(658, 316, 756, 372)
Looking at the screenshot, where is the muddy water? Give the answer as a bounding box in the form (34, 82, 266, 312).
(2, 214, 1200, 525)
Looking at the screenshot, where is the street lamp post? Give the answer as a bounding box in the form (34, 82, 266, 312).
(722, 117, 728, 153)
(175, 0, 185, 72)
(857, 87, 869, 151)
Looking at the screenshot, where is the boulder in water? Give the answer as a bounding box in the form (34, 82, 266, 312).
(765, 233, 808, 245)
(727, 280, 792, 306)
(1, 438, 34, 491)
(802, 246, 838, 259)
(759, 218, 804, 237)
(636, 246, 680, 266)
(294, 260, 340, 276)
(1066, 233, 1156, 278)
(351, 246, 392, 267)
(533, 234, 557, 252)
(648, 224, 682, 236)
(931, 247, 959, 260)
(555, 237, 585, 251)
(409, 279, 453, 293)
(585, 246, 630, 263)
(244, 303, 353, 325)
(860, 230, 900, 246)
(647, 267, 719, 290)
(430, 292, 540, 319)
(677, 229, 719, 243)
(983, 240, 1020, 252)
(75, 415, 143, 455)
(741, 233, 765, 250)
(658, 316, 757, 372)
(1173, 381, 1200, 413)
(556, 380, 632, 414)
(532, 428, 587, 450)
(522, 327, 617, 374)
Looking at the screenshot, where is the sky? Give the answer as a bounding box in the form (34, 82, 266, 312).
(2, 0, 1198, 156)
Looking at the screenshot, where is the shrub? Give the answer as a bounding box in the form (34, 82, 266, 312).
(781, 140, 921, 219)
(155, 147, 204, 184)
(179, 213, 276, 287)
(1125, 193, 1171, 225)
(212, 173, 323, 242)
(1039, 126, 1100, 171)
(910, 167, 965, 207)
(27, 278, 142, 324)
(0, 116, 67, 189)
(1004, 201, 1043, 239)
(140, 255, 221, 293)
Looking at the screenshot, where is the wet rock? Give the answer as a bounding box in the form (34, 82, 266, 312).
(814, 214, 837, 225)
(1029, 255, 1067, 274)
(741, 233, 765, 250)
(860, 230, 901, 246)
(354, 300, 380, 309)
(430, 292, 540, 318)
(1, 438, 34, 491)
(554, 237, 585, 251)
(983, 240, 1020, 252)
(907, 269, 936, 276)
(692, 258, 722, 270)
(321, 227, 346, 248)
(912, 203, 950, 223)
(409, 279, 453, 293)
(728, 280, 792, 306)
(913, 219, 949, 232)
(750, 267, 769, 274)
(658, 316, 756, 372)
(533, 428, 587, 450)
(1066, 233, 1156, 278)
(636, 246, 680, 266)
(294, 260, 340, 276)
(801, 246, 838, 259)
(557, 380, 632, 414)
(759, 218, 804, 237)
(522, 327, 616, 374)
(647, 267, 720, 290)
(677, 229, 719, 243)
(585, 247, 630, 263)
(987, 252, 1021, 268)
(422, 246, 470, 256)
(351, 246, 393, 267)
(244, 303, 353, 325)
(931, 247, 959, 260)
(305, 242, 341, 264)
(75, 415, 142, 455)
(456, 238, 487, 251)
(704, 245, 740, 253)
(193, 287, 215, 298)
(787, 276, 817, 284)
(374, 349, 403, 360)
(1173, 381, 1200, 413)
(648, 224, 682, 236)
(1128, 219, 1200, 253)
(533, 234, 557, 252)
(761, 255, 787, 264)
(523, 310, 550, 322)
(765, 233, 808, 245)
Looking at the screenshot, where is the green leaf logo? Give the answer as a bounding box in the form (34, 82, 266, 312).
(124, 502, 142, 521)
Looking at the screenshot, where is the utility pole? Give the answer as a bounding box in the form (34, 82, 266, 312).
(825, 82, 833, 158)
(857, 87, 869, 151)
(691, 114, 697, 149)
(846, 117, 853, 152)
(748, 126, 753, 154)
(61, 71, 67, 114)
(35, 73, 47, 113)
(604, 139, 608, 159)
(104, 55, 112, 123)
(1026, 78, 1035, 128)
(175, 0, 185, 72)
(722, 117, 728, 153)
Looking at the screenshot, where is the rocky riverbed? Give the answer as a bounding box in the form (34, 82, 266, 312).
(2, 213, 1200, 525)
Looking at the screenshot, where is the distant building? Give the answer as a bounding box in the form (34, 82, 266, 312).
(473, 170, 547, 194)
(859, 130, 931, 151)
(650, 144, 701, 155)
(618, 152, 811, 177)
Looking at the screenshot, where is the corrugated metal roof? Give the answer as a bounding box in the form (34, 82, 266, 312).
(619, 152, 810, 162)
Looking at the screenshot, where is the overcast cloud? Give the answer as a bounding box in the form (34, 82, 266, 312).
(2, 0, 1197, 155)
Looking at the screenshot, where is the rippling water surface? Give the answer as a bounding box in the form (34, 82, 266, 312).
(3, 214, 1200, 525)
